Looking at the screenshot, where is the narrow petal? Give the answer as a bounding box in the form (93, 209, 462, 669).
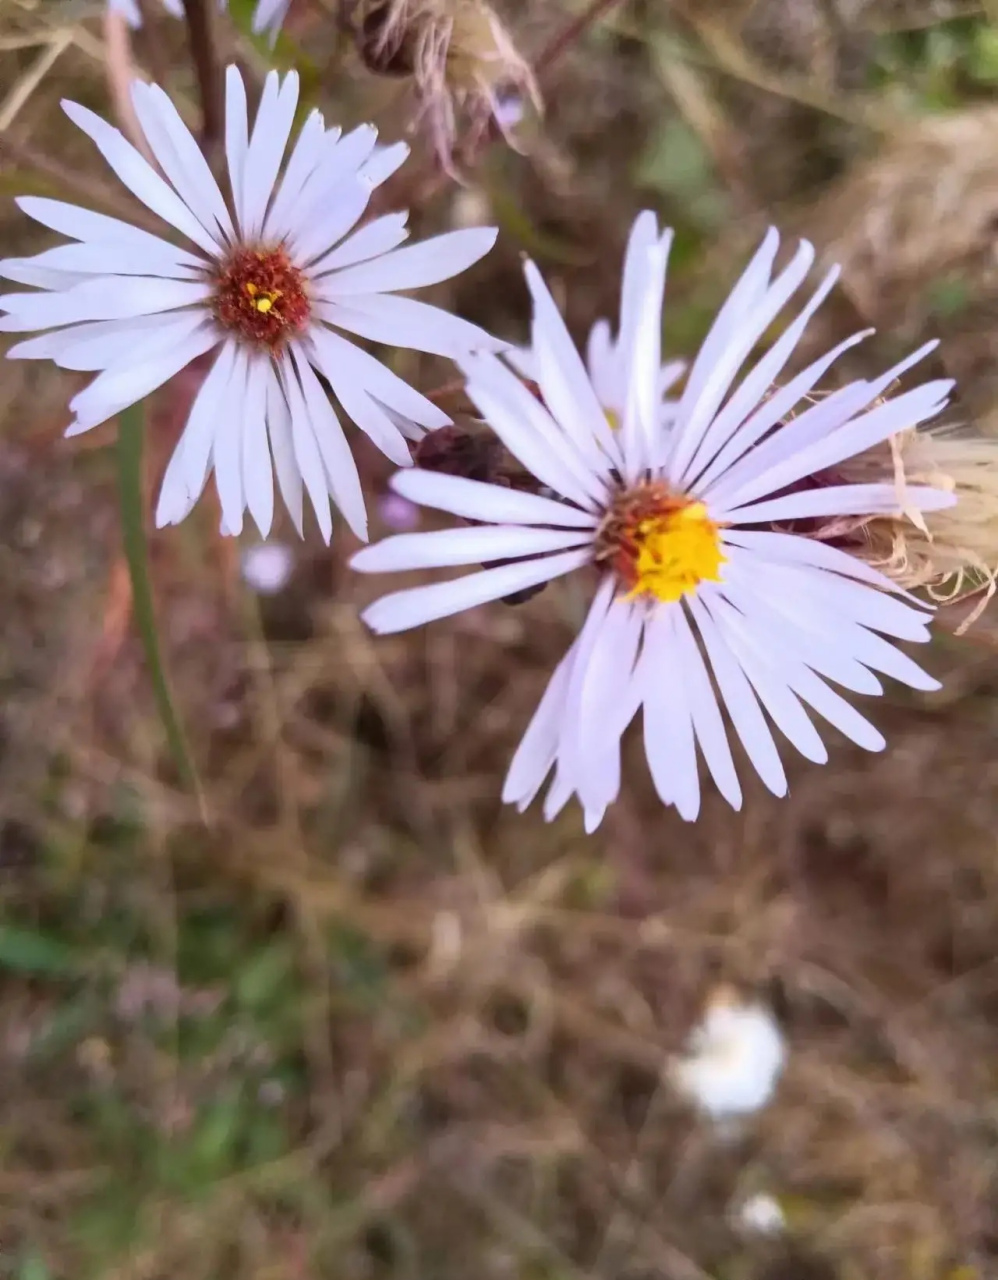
(306, 331, 410, 466)
(524, 260, 621, 469)
(3, 239, 201, 282)
(671, 604, 742, 810)
(680, 266, 841, 488)
(360, 142, 410, 187)
(130, 82, 234, 241)
(361, 548, 590, 634)
(10, 313, 189, 371)
(279, 354, 333, 542)
(641, 607, 702, 820)
(389, 468, 598, 529)
(13, 196, 207, 266)
(310, 213, 410, 275)
(0, 277, 212, 330)
(290, 344, 368, 540)
(321, 227, 496, 296)
(243, 70, 299, 240)
(290, 182, 372, 267)
(179, 339, 239, 501)
(213, 345, 249, 535)
(713, 381, 953, 512)
(667, 237, 816, 483)
(318, 294, 502, 358)
(351, 524, 592, 573)
(263, 109, 327, 241)
(717, 482, 955, 525)
(225, 66, 250, 232)
(62, 100, 221, 256)
(242, 356, 275, 537)
(687, 594, 788, 797)
(310, 327, 447, 429)
(266, 363, 304, 536)
(66, 320, 217, 434)
(503, 644, 576, 808)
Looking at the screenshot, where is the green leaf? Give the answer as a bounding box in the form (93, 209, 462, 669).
(117, 404, 206, 818)
(0, 925, 77, 976)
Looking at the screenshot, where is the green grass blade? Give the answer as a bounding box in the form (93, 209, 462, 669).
(117, 403, 207, 821)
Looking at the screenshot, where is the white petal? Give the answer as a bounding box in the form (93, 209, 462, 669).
(361, 548, 590, 634)
(389, 468, 598, 529)
(179, 339, 239, 502)
(714, 381, 953, 512)
(291, 182, 372, 267)
(666, 228, 780, 472)
(360, 142, 409, 187)
(351, 524, 593, 573)
(3, 241, 199, 283)
(464, 373, 603, 510)
(266, 365, 304, 536)
(615, 210, 662, 403)
(10, 313, 189, 370)
(290, 344, 368, 540)
(641, 607, 702, 820)
(687, 594, 788, 797)
(718, 482, 955, 525)
(524, 260, 621, 469)
(130, 82, 234, 241)
(619, 240, 670, 479)
(311, 214, 410, 275)
(213, 346, 249, 535)
(321, 227, 497, 296)
(13, 196, 207, 267)
(681, 266, 842, 488)
(243, 71, 299, 240)
(667, 238, 816, 483)
(704, 343, 940, 505)
(305, 330, 410, 465)
(0, 277, 211, 330)
(671, 604, 742, 810)
(319, 294, 502, 358)
(277, 354, 332, 542)
(721, 528, 915, 597)
(310, 327, 447, 430)
(62, 100, 221, 257)
(242, 357, 275, 537)
(707, 596, 829, 764)
(575, 598, 644, 807)
(503, 644, 576, 808)
(460, 352, 607, 504)
(66, 320, 218, 434)
(225, 66, 250, 232)
(263, 109, 326, 241)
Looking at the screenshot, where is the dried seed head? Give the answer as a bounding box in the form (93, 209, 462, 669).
(345, 0, 539, 170)
(829, 427, 998, 628)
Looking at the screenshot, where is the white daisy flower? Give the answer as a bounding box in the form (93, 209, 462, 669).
(351, 211, 956, 829)
(0, 66, 498, 542)
(671, 990, 786, 1121)
(108, 0, 289, 41)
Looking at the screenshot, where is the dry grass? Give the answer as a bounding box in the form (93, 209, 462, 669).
(3, 2, 998, 1278)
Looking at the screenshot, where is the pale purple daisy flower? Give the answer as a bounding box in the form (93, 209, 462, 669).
(0, 66, 499, 542)
(108, 0, 289, 41)
(351, 212, 956, 830)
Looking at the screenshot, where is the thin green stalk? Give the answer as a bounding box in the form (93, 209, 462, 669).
(117, 403, 208, 822)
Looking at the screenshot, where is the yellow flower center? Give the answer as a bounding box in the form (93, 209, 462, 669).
(595, 481, 726, 603)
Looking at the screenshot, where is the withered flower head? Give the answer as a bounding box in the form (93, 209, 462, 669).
(345, 0, 540, 170)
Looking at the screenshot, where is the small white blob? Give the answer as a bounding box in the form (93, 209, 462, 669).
(241, 542, 295, 595)
(671, 988, 786, 1121)
(735, 1192, 786, 1236)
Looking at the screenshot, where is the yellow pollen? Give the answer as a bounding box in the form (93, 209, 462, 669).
(244, 281, 281, 313)
(604, 408, 620, 431)
(626, 502, 725, 603)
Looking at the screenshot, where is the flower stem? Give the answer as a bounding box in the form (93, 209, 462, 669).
(183, 0, 224, 157)
(534, 0, 629, 77)
(117, 403, 208, 822)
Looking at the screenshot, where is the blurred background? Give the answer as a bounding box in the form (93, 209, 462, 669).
(3, 0, 998, 1276)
